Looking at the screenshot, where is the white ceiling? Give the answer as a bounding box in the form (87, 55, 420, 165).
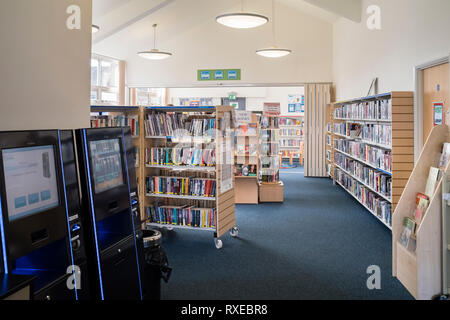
(92, 0, 341, 45)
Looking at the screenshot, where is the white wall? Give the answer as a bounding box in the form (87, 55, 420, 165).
(168, 86, 304, 115)
(0, 0, 92, 130)
(333, 0, 450, 101)
(93, 0, 333, 87)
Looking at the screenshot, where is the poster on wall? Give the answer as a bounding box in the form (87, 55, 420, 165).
(434, 102, 444, 126)
(263, 103, 281, 116)
(288, 94, 305, 114)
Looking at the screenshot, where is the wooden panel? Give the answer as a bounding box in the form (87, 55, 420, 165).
(392, 122, 414, 130)
(393, 154, 415, 162)
(218, 217, 236, 238)
(218, 188, 234, 205)
(392, 146, 415, 155)
(392, 130, 414, 139)
(218, 197, 235, 214)
(396, 243, 418, 299)
(392, 179, 409, 189)
(392, 114, 414, 122)
(391, 97, 414, 106)
(391, 106, 413, 114)
(393, 187, 407, 196)
(392, 92, 414, 98)
(422, 63, 449, 145)
(392, 171, 414, 179)
(392, 138, 414, 147)
(392, 163, 414, 171)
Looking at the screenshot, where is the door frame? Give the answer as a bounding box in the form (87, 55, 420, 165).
(414, 56, 449, 162)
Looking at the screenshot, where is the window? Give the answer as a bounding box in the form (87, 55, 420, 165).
(91, 54, 121, 105)
(132, 88, 166, 106)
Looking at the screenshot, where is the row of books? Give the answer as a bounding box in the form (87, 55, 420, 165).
(326, 134, 332, 146)
(259, 169, 280, 183)
(146, 204, 216, 229)
(260, 143, 279, 156)
(90, 115, 139, 136)
(334, 152, 392, 198)
(334, 123, 361, 138)
(361, 124, 392, 147)
(334, 99, 392, 120)
(279, 118, 302, 126)
(334, 139, 392, 173)
(280, 128, 303, 136)
(281, 150, 300, 158)
(236, 145, 258, 156)
(144, 112, 216, 137)
(260, 116, 279, 129)
(146, 176, 216, 197)
(235, 164, 257, 177)
(335, 169, 392, 226)
(145, 147, 216, 167)
(260, 129, 279, 142)
(279, 139, 301, 147)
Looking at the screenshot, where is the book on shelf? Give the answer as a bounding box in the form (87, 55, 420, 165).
(146, 176, 216, 198)
(439, 143, 450, 170)
(235, 164, 257, 177)
(145, 111, 216, 137)
(334, 99, 392, 121)
(399, 217, 416, 250)
(424, 167, 440, 198)
(146, 203, 216, 228)
(145, 147, 215, 167)
(414, 193, 430, 224)
(90, 114, 139, 136)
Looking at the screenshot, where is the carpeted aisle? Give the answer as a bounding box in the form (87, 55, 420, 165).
(158, 168, 413, 300)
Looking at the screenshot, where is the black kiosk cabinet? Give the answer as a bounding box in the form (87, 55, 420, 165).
(0, 130, 89, 300)
(76, 127, 143, 300)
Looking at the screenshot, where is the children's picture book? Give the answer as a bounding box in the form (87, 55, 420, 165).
(399, 217, 416, 249)
(414, 193, 429, 223)
(439, 143, 450, 170)
(424, 167, 440, 198)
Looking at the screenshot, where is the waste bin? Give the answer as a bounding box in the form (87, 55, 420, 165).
(142, 229, 172, 300)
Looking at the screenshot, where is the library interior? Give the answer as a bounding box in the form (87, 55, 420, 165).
(0, 0, 450, 302)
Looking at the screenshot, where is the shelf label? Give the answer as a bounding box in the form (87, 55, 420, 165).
(197, 69, 241, 81)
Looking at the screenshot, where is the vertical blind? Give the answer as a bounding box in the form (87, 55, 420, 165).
(304, 84, 331, 177)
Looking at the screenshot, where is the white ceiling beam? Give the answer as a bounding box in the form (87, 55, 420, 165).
(93, 0, 175, 44)
(303, 0, 362, 22)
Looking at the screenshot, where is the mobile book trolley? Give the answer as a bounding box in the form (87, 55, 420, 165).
(142, 106, 238, 249)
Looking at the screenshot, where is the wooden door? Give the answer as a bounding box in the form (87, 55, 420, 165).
(422, 63, 449, 144)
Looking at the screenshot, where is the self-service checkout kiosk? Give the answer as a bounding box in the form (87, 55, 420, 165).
(76, 127, 144, 300)
(0, 130, 89, 300)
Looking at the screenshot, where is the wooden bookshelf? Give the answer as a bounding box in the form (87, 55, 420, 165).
(142, 106, 237, 249)
(393, 124, 450, 299)
(279, 115, 304, 165)
(234, 113, 259, 204)
(329, 92, 414, 229)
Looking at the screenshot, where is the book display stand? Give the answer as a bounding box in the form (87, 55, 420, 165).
(393, 125, 450, 299)
(234, 113, 259, 204)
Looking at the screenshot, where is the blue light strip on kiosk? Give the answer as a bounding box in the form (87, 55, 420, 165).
(122, 129, 143, 300)
(0, 195, 8, 274)
(83, 130, 105, 300)
(58, 131, 78, 300)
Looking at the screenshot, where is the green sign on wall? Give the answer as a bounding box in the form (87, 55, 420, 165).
(198, 69, 241, 81)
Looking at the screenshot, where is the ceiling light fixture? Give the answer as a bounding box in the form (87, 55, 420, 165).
(138, 24, 172, 60)
(216, 0, 268, 29)
(256, 0, 292, 58)
(92, 25, 100, 33)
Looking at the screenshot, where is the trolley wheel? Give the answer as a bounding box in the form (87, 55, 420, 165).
(230, 227, 239, 238)
(166, 226, 174, 231)
(214, 238, 223, 250)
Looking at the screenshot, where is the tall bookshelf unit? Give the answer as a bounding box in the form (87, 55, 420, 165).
(330, 92, 414, 229)
(259, 115, 284, 202)
(279, 115, 304, 165)
(234, 113, 259, 204)
(142, 106, 238, 249)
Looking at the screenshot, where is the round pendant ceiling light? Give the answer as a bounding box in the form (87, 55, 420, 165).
(256, 47, 292, 58)
(92, 25, 100, 33)
(256, 0, 292, 58)
(138, 24, 172, 60)
(216, 1, 268, 29)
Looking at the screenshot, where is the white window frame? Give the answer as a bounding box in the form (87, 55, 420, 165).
(91, 54, 120, 106)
